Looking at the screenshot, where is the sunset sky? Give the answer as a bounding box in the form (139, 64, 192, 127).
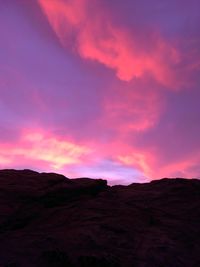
(0, 0, 200, 184)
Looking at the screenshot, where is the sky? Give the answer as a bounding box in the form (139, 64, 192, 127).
(0, 0, 200, 184)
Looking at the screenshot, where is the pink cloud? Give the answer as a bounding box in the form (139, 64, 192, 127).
(102, 81, 164, 134)
(38, 0, 180, 87)
(116, 145, 200, 180)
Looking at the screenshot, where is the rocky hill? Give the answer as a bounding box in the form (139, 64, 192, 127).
(0, 169, 200, 267)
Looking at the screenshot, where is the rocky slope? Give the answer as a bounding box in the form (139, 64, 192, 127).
(0, 169, 200, 267)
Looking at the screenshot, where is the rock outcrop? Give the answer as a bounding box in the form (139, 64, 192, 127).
(0, 169, 200, 267)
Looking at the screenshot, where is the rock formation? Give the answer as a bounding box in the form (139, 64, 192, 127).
(0, 169, 200, 267)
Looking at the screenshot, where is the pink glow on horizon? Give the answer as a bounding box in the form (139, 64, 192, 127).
(0, 0, 200, 184)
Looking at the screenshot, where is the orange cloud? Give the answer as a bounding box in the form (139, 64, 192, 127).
(38, 0, 180, 87)
(118, 153, 152, 178)
(0, 129, 91, 170)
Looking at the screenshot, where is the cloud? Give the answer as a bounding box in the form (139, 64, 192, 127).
(102, 80, 164, 134)
(115, 86, 200, 179)
(116, 151, 200, 180)
(117, 152, 153, 178)
(0, 129, 91, 170)
(0, 128, 147, 184)
(38, 0, 180, 87)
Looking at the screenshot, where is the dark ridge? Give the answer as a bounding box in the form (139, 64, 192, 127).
(0, 169, 200, 267)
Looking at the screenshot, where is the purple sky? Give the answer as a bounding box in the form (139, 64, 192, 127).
(0, 0, 200, 184)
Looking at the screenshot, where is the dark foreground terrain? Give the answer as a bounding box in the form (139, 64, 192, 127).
(0, 169, 200, 267)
